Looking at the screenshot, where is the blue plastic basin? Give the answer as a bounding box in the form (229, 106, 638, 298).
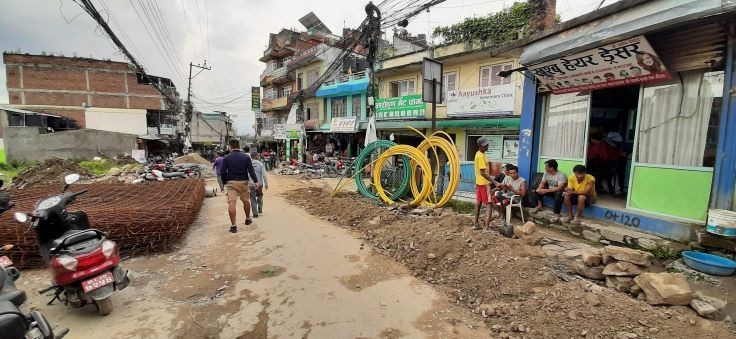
(681, 251, 736, 276)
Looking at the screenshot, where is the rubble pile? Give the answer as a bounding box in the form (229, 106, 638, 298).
(0, 180, 205, 268)
(285, 187, 734, 337)
(9, 158, 93, 189)
(174, 153, 212, 166)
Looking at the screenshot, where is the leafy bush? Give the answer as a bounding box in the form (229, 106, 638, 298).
(432, 2, 531, 44)
(0, 160, 38, 178)
(78, 160, 116, 175)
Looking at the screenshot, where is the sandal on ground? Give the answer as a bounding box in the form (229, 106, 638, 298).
(471, 222, 482, 230)
(563, 216, 574, 223)
(549, 215, 561, 223)
(571, 217, 581, 225)
(245, 218, 253, 225)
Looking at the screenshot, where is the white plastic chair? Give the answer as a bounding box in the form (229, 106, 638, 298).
(505, 194, 524, 225)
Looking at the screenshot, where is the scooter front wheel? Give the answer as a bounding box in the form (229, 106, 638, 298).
(95, 296, 113, 316)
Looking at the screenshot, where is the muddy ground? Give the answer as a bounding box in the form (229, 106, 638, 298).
(284, 183, 736, 338)
(16, 176, 488, 338)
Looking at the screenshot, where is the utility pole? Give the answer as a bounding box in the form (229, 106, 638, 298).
(184, 61, 211, 154)
(364, 2, 381, 118)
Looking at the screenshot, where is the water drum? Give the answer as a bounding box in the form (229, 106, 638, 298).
(706, 209, 736, 238)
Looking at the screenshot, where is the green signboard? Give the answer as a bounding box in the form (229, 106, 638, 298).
(375, 94, 425, 120)
(251, 86, 261, 110)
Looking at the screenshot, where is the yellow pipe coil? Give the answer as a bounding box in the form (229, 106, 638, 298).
(372, 129, 461, 208)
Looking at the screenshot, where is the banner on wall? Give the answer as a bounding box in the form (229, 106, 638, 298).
(447, 84, 515, 117)
(273, 124, 287, 140)
(503, 136, 519, 159)
(483, 135, 503, 160)
(285, 124, 303, 140)
(375, 94, 425, 120)
(528, 35, 671, 94)
(330, 117, 357, 133)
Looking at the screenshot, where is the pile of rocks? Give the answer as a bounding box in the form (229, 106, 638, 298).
(572, 245, 728, 319)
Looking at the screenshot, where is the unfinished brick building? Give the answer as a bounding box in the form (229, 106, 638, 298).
(3, 53, 179, 131)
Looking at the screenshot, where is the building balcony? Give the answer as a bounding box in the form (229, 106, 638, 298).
(260, 66, 294, 86)
(261, 96, 289, 111)
(316, 71, 369, 97)
(289, 44, 330, 68)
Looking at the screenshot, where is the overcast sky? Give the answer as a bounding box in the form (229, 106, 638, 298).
(0, 0, 615, 135)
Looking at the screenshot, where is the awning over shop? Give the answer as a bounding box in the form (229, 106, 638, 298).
(315, 77, 369, 97)
(362, 117, 519, 130)
(520, 0, 733, 65)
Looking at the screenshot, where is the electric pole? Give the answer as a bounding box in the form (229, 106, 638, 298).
(184, 61, 211, 154)
(364, 2, 381, 118)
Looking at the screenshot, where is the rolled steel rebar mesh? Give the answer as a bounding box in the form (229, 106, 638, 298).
(0, 180, 205, 268)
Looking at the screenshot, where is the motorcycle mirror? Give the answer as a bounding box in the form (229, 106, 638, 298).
(64, 173, 80, 185)
(13, 212, 28, 223)
(1, 244, 14, 251)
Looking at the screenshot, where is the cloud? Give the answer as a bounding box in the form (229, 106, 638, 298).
(0, 0, 615, 138)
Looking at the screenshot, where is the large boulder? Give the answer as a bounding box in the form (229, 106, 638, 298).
(603, 246, 653, 266)
(520, 221, 536, 235)
(634, 273, 693, 305)
(602, 262, 646, 277)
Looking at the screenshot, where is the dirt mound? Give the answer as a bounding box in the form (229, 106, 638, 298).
(174, 153, 212, 166)
(284, 186, 734, 338)
(10, 158, 93, 189)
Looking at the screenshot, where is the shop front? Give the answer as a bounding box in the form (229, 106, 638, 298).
(518, 1, 736, 241)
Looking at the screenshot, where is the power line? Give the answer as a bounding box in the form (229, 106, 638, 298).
(178, 0, 201, 61)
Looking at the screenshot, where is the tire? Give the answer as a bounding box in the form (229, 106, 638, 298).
(95, 296, 114, 316)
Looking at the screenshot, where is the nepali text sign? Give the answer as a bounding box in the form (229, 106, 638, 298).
(285, 124, 303, 140)
(251, 87, 261, 110)
(375, 94, 425, 120)
(330, 117, 357, 133)
(529, 35, 671, 94)
(447, 84, 515, 117)
(273, 124, 287, 140)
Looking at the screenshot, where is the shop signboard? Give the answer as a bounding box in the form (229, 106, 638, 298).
(273, 124, 287, 140)
(529, 35, 671, 94)
(375, 94, 425, 120)
(330, 117, 357, 133)
(447, 84, 515, 117)
(285, 124, 303, 140)
(251, 87, 261, 110)
(260, 129, 273, 137)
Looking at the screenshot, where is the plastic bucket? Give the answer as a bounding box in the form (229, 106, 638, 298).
(706, 209, 736, 238)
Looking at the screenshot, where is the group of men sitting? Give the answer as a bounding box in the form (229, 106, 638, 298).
(472, 137, 597, 231)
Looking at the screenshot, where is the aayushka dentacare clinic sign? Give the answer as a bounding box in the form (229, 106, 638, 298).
(529, 35, 671, 94)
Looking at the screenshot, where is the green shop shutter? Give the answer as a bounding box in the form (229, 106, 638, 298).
(648, 22, 727, 72)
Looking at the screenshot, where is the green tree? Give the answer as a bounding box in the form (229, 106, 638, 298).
(432, 2, 531, 44)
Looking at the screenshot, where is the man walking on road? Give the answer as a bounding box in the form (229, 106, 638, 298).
(221, 139, 259, 233)
(213, 151, 225, 192)
(249, 152, 269, 218)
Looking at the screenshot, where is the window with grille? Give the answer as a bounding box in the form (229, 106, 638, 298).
(352, 95, 362, 117)
(281, 86, 291, 98)
(389, 79, 415, 97)
(480, 64, 513, 87)
(331, 97, 347, 118)
(443, 72, 457, 101)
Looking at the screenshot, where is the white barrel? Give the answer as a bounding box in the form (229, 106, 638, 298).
(707, 209, 736, 238)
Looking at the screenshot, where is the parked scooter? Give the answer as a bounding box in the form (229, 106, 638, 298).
(13, 174, 131, 316)
(0, 193, 69, 338)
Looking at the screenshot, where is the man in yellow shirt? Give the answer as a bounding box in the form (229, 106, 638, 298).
(473, 137, 495, 230)
(564, 165, 597, 224)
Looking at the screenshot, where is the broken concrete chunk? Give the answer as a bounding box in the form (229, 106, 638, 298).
(574, 262, 606, 280)
(427, 253, 437, 259)
(634, 273, 693, 306)
(521, 221, 536, 235)
(694, 292, 727, 311)
(582, 249, 603, 267)
(603, 246, 654, 266)
(690, 299, 718, 318)
(602, 262, 647, 277)
(606, 276, 636, 292)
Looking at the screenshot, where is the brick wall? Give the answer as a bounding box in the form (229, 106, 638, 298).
(529, 0, 557, 32)
(3, 53, 173, 110)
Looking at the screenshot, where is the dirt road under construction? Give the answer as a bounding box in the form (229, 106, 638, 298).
(15, 176, 736, 338)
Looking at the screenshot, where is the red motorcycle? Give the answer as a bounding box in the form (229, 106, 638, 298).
(14, 174, 131, 315)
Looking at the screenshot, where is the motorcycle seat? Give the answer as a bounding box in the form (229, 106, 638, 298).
(0, 286, 26, 307)
(0, 300, 27, 338)
(51, 229, 100, 251)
